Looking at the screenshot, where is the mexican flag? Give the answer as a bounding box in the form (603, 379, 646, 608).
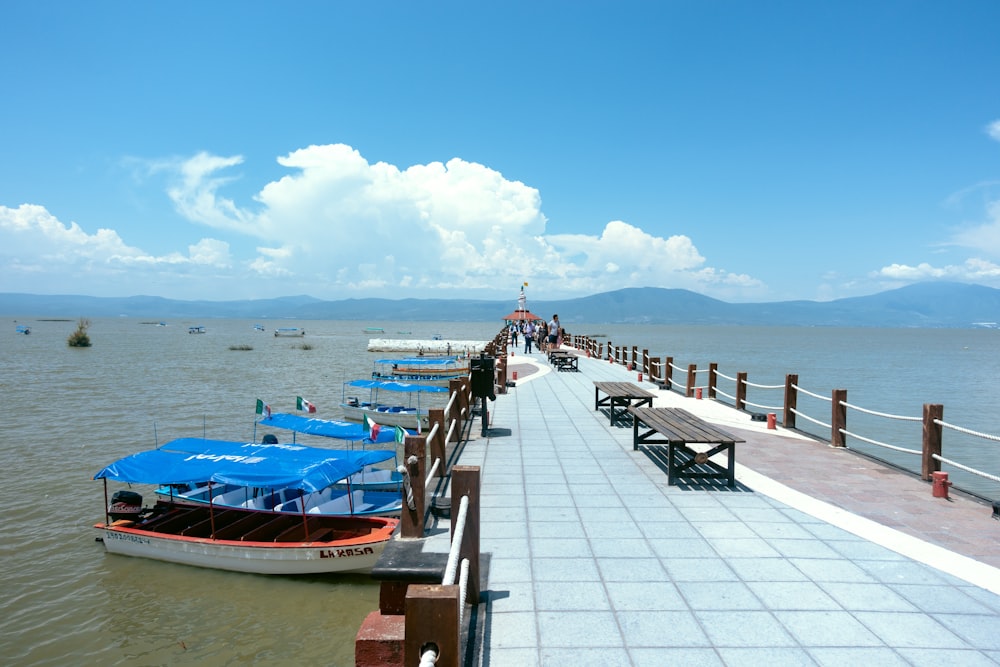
(364, 414, 381, 440)
(394, 425, 406, 444)
(255, 399, 271, 419)
(296, 396, 317, 413)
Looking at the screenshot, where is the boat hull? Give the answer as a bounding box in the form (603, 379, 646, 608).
(341, 403, 430, 430)
(96, 506, 398, 575)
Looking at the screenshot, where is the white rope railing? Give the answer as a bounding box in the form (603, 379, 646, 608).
(931, 454, 1000, 483)
(839, 428, 921, 455)
(715, 388, 736, 402)
(716, 370, 737, 382)
(425, 458, 441, 488)
(426, 422, 440, 443)
(419, 645, 438, 666)
(841, 401, 921, 422)
(744, 379, 784, 390)
(790, 407, 829, 428)
(744, 398, 784, 412)
(443, 494, 470, 586)
(791, 384, 831, 401)
(935, 419, 1000, 442)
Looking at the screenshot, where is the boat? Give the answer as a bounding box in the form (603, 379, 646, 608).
(274, 327, 305, 337)
(371, 356, 470, 386)
(363, 327, 385, 334)
(253, 324, 265, 332)
(258, 411, 404, 491)
(188, 326, 206, 334)
(15, 325, 30, 335)
(94, 439, 400, 575)
(153, 439, 402, 517)
(341, 379, 448, 430)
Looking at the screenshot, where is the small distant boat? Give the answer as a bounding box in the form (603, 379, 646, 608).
(274, 327, 305, 337)
(253, 324, 265, 332)
(341, 379, 449, 430)
(363, 327, 385, 334)
(188, 326, 206, 334)
(156, 322, 167, 327)
(94, 439, 399, 575)
(15, 325, 30, 335)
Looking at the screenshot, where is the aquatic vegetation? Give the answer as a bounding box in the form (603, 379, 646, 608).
(229, 344, 254, 351)
(67, 318, 92, 347)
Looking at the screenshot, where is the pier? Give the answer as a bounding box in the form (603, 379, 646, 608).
(359, 343, 1000, 666)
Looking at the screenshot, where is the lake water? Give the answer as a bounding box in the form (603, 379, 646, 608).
(3, 317, 998, 665)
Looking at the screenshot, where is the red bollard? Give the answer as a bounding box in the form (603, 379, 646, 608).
(931, 471, 952, 499)
(512, 371, 518, 381)
(638, 372, 643, 382)
(767, 413, 776, 429)
(696, 388, 703, 400)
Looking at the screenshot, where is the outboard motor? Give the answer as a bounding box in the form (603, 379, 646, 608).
(109, 490, 143, 522)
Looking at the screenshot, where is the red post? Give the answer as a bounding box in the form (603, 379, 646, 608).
(922, 403, 943, 480)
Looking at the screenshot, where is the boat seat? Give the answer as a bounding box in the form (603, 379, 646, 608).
(276, 499, 302, 513)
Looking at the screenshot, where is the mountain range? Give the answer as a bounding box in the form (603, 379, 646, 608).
(2, 282, 998, 328)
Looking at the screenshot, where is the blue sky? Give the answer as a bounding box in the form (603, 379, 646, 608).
(2, 2, 999, 304)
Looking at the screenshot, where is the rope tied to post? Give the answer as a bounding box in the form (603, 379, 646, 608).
(397, 454, 419, 510)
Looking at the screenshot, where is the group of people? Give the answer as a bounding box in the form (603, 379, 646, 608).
(509, 314, 562, 354)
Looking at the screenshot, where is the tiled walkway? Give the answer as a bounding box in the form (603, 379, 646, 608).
(445, 349, 1000, 666)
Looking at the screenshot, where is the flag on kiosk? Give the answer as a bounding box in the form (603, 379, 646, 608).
(296, 396, 317, 413)
(363, 413, 381, 440)
(394, 425, 406, 444)
(254, 399, 271, 419)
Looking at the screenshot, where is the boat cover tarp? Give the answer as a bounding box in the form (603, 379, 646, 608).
(258, 412, 399, 442)
(94, 438, 394, 491)
(375, 357, 463, 366)
(344, 379, 448, 393)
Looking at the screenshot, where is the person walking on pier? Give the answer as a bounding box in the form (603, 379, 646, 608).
(523, 320, 536, 353)
(547, 314, 560, 350)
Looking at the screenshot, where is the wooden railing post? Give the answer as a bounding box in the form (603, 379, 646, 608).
(404, 585, 460, 667)
(736, 372, 747, 411)
(642, 349, 649, 376)
(450, 466, 481, 603)
(400, 434, 428, 538)
(783, 374, 798, 429)
(686, 364, 696, 398)
(922, 403, 943, 480)
(496, 356, 507, 395)
(447, 379, 463, 442)
(649, 356, 660, 384)
(665, 357, 674, 388)
(831, 389, 847, 447)
(428, 408, 447, 478)
(708, 363, 718, 399)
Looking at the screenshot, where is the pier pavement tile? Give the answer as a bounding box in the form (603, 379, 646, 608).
(483, 584, 535, 612)
(963, 586, 1000, 613)
(532, 557, 601, 582)
(527, 506, 578, 522)
(726, 506, 795, 522)
(858, 559, 957, 586)
(533, 581, 610, 611)
(894, 647, 1000, 667)
(536, 610, 623, 648)
(485, 648, 539, 667)
(705, 537, 782, 558)
(818, 582, 917, 612)
(788, 557, 877, 583)
(524, 482, 570, 495)
(779, 507, 827, 524)
(891, 583, 996, 614)
(482, 507, 527, 525)
(676, 506, 741, 523)
(616, 610, 710, 647)
(725, 557, 810, 582)
(744, 521, 818, 540)
(571, 492, 625, 508)
(583, 519, 642, 539)
(770, 610, 884, 647)
(613, 491, 672, 506)
(530, 537, 592, 558)
(636, 520, 701, 540)
(695, 611, 797, 647)
(666, 493, 730, 508)
(800, 522, 862, 541)
(526, 521, 585, 539)
(764, 538, 842, 559)
(480, 536, 530, 554)
(624, 506, 687, 522)
(605, 580, 687, 611)
(646, 537, 718, 559)
(589, 538, 655, 558)
(525, 493, 576, 508)
(486, 610, 539, 648)
(689, 520, 757, 539)
(480, 521, 531, 539)
(715, 647, 817, 666)
(596, 557, 667, 582)
(580, 506, 640, 523)
(522, 472, 568, 485)
(745, 581, 842, 611)
(853, 611, 971, 649)
(808, 647, 911, 667)
(479, 493, 526, 509)
(539, 648, 632, 667)
(677, 581, 765, 611)
(932, 612, 1000, 650)
(628, 647, 724, 667)
(660, 557, 738, 582)
(488, 557, 533, 584)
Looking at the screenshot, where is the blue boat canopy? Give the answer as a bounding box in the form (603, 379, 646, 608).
(94, 438, 395, 491)
(344, 379, 448, 393)
(259, 412, 400, 442)
(375, 357, 461, 366)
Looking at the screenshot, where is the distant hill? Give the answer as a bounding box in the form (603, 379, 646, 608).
(1, 282, 998, 328)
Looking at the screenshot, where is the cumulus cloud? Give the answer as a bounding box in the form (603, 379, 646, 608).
(988, 119, 1000, 142)
(876, 258, 1000, 283)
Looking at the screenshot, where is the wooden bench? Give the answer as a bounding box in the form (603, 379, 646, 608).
(593, 381, 656, 425)
(549, 350, 579, 372)
(628, 407, 745, 488)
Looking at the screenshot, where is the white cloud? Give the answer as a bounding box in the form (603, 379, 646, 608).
(988, 119, 1000, 142)
(876, 258, 1000, 283)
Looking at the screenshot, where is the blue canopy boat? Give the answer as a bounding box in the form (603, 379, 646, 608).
(341, 378, 448, 431)
(94, 439, 399, 575)
(371, 355, 469, 386)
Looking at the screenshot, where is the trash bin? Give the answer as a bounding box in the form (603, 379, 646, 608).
(470, 355, 496, 400)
